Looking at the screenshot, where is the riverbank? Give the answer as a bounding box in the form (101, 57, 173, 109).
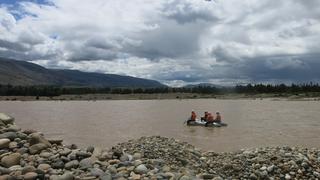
(1, 92, 320, 101)
(0, 113, 320, 179)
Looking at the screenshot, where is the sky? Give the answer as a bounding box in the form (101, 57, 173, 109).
(0, 0, 319, 86)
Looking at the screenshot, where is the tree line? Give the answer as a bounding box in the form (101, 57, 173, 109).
(0, 83, 319, 97)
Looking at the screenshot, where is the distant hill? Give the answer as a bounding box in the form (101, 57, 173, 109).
(0, 57, 165, 88)
(183, 83, 223, 88)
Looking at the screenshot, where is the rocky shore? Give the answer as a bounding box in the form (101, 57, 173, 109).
(0, 113, 320, 179)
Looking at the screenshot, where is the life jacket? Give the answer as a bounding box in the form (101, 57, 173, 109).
(191, 112, 196, 121)
(207, 113, 214, 122)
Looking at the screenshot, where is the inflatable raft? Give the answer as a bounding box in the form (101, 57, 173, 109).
(186, 120, 228, 127)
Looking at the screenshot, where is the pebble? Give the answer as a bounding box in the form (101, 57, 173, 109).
(134, 164, 148, 174)
(24, 172, 38, 180)
(29, 143, 48, 154)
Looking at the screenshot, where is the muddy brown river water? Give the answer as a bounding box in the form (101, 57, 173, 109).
(0, 99, 319, 152)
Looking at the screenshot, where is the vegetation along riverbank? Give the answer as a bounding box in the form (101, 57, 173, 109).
(0, 113, 320, 179)
(0, 83, 320, 101)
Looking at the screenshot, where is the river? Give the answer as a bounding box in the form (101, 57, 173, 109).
(0, 99, 319, 152)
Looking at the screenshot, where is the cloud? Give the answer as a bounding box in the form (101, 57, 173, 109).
(0, 0, 319, 86)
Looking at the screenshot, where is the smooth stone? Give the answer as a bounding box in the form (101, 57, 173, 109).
(1, 153, 21, 168)
(22, 166, 37, 174)
(79, 158, 93, 169)
(51, 160, 65, 169)
(86, 146, 95, 153)
(202, 174, 215, 179)
(285, 174, 291, 180)
(40, 152, 53, 158)
(179, 175, 192, 180)
(134, 164, 148, 174)
(50, 172, 74, 180)
(100, 173, 112, 180)
(24, 172, 38, 180)
(29, 133, 51, 147)
(9, 165, 22, 171)
(65, 160, 79, 170)
(60, 149, 72, 156)
(130, 172, 141, 180)
(249, 173, 258, 180)
(267, 165, 275, 172)
(212, 177, 223, 180)
(6, 125, 21, 132)
(9, 142, 18, 149)
(0, 166, 11, 174)
(0, 132, 17, 141)
(76, 151, 91, 158)
(29, 143, 48, 154)
(132, 153, 142, 160)
(0, 138, 10, 149)
(0, 113, 14, 125)
(120, 154, 129, 162)
(90, 167, 104, 177)
(37, 163, 51, 172)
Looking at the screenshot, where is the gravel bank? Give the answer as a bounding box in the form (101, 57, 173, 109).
(0, 113, 319, 179)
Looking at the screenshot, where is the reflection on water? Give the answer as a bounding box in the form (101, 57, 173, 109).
(0, 99, 319, 152)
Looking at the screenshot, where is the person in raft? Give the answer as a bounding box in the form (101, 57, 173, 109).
(187, 110, 197, 124)
(214, 112, 222, 123)
(205, 113, 214, 126)
(201, 111, 209, 122)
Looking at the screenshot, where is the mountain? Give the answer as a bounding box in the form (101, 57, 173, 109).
(0, 57, 165, 88)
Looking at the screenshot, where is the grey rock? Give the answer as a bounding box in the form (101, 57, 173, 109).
(0, 138, 10, 149)
(0, 132, 18, 141)
(29, 143, 48, 154)
(1, 153, 21, 168)
(285, 174, 291, 180)
(202, 174, 215, 179)
(90, 167, 104, 177)
(0, 113, 14, 125)
(51, 160, 65, 169)
(29, 133, 51, 146)
(179, 175, 192, 180)
(60, 148, 72, 156)
(100, 173, 112, 180)
(267, 165, 275, 172)
(86, 146, 95, 153)
(134, 164, 148, 174)
(8, 142, 18, 149)
(0, 166, 11, 174)
(50, 172, 74, 180)
(249, 173, 258, 180)
(65, 160, 79, 170)
(79, 158, 93, 169)
(22, 166, 37, 174)
(24, 172, 38, 180)
(212, 177, 223, 180)
(9, 165, 22, 171)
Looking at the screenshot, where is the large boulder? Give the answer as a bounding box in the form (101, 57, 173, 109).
(1, 153, 21, 168)
(0, 113, 14, 125)
(29, 133, 51, 147)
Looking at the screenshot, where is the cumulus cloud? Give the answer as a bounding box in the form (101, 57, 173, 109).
(0, 0, 319, 86)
